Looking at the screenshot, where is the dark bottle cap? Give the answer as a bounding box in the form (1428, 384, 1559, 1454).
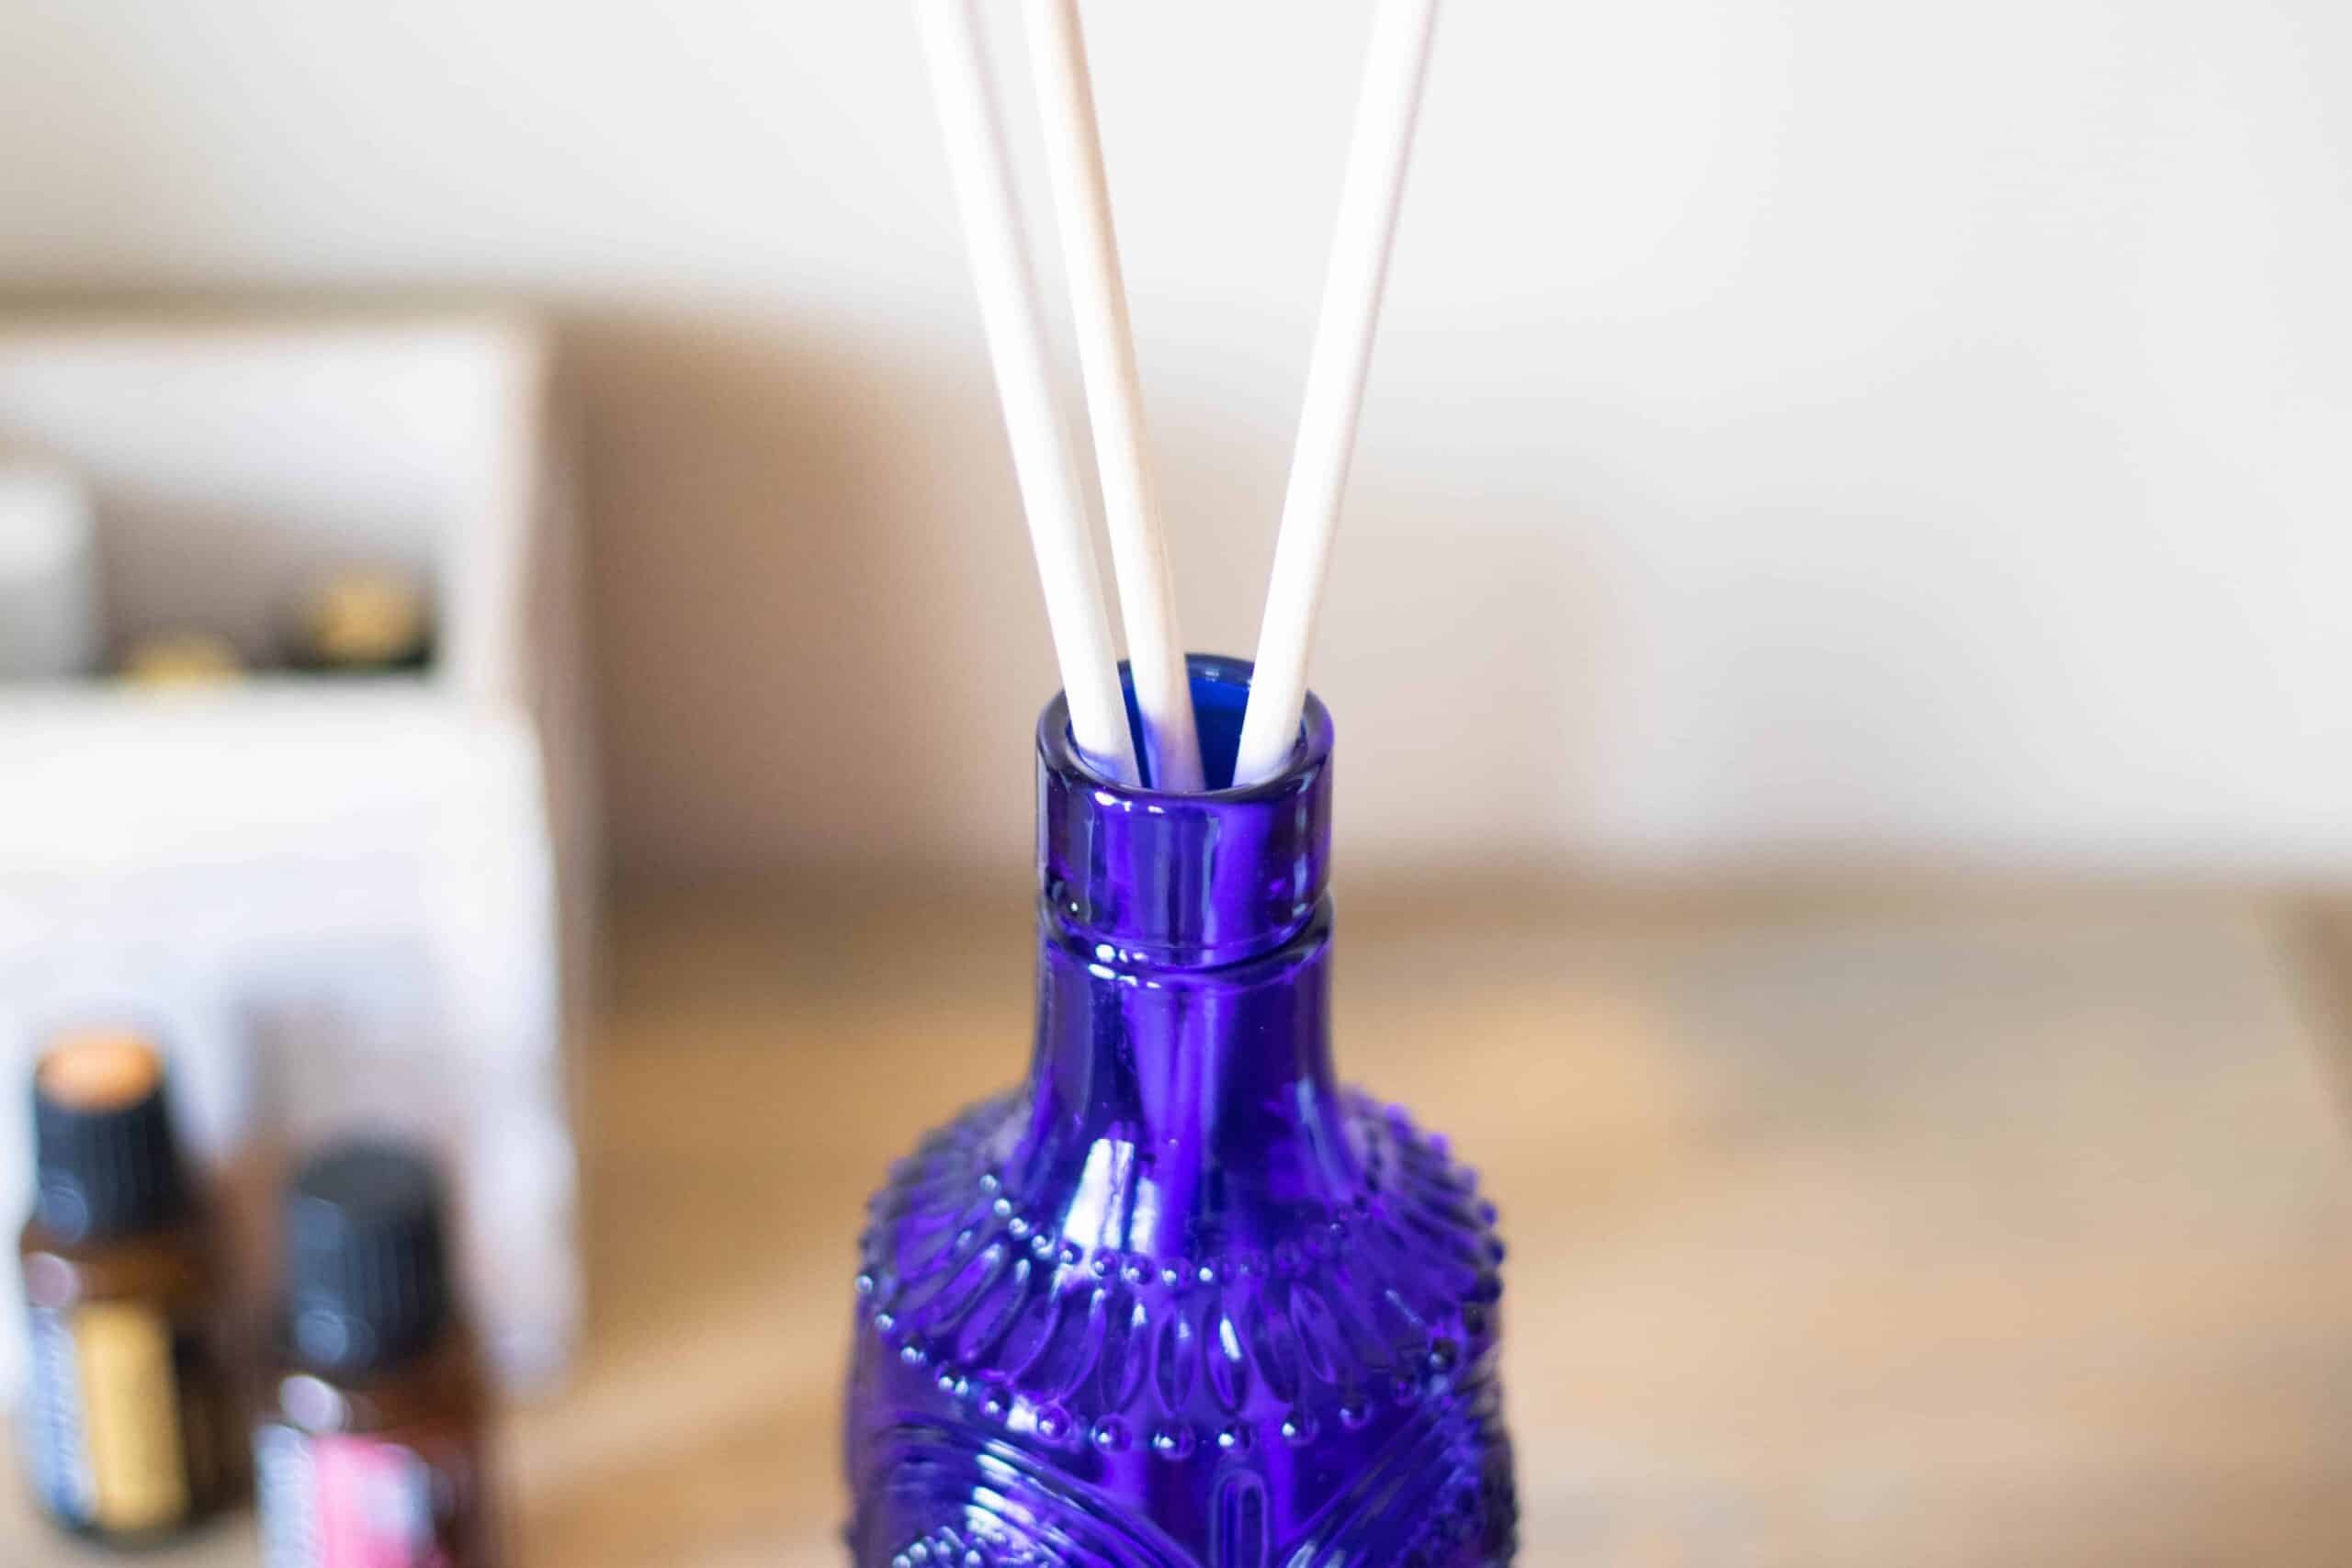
(285, 1141, 455, 1375)
(31, 1032, 191, 1243)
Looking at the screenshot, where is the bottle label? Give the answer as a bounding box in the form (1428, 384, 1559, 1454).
(256, 1423, 483, 1568)
(23, 1301, 192, 1534)
(23, 1306, 94, 1522)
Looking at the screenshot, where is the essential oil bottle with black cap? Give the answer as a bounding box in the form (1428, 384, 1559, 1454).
(16, 1030, 236, 1542)
(254, 1139, 498, 1568)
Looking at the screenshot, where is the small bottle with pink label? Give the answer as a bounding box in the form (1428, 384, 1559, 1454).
(254, 1141, 499, 1568)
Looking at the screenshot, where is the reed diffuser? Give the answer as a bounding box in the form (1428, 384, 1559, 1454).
(844, 4, 1514, 1562)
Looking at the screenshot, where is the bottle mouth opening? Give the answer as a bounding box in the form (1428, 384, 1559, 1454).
(1035, 655, 1336, 966)
(1038, 653, 1334, 799)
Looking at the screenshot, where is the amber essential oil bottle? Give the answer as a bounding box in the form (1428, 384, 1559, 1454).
(16, 1031, 236, 1543)
(254, 1140, 498, 1568)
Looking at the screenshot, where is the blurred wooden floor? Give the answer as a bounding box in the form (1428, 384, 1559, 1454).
(15, 881, 2352, 1566)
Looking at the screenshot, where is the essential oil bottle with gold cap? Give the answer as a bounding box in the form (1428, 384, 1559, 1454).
(16, 1032, 237, 1543)
(254, 1140, 499, 1568)
(285, 569, 434, 675)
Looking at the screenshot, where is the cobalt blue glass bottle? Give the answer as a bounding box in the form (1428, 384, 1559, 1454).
(844, 656, 1516, 1566)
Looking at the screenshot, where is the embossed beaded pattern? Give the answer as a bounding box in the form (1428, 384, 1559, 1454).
(842, 660, 1516, 1567)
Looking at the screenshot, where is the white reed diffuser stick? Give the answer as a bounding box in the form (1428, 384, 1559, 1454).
(1232, 0, 1439, 787)
(1024, 0, 1206, 793)
(916, 0, 1140, 785)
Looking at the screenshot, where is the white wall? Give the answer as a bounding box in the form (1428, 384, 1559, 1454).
(2, 0, 2346, 876)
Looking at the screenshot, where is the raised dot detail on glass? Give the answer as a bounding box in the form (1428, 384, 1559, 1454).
(1149, 1422, 1195, 1461)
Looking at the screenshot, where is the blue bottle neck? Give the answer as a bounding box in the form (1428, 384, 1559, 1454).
(1035, 655, 1331, 968)
(1012, 657, 1358, 1262)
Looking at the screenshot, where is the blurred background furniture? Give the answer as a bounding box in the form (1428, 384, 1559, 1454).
(0, 316, 597, 1394)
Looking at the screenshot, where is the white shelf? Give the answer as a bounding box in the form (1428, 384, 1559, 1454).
(0, 312, 596, 1393)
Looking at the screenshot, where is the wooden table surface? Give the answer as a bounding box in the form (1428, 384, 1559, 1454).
(13, 881, 2352, 1565)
